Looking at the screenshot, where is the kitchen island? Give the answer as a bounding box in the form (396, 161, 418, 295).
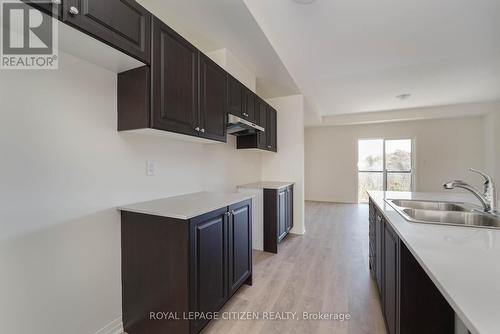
(368, 191, 500, 334)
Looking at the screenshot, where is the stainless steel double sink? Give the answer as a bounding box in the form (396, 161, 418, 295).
(386, 199, 500, 229)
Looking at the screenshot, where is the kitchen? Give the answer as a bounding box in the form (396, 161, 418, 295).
(0, 1, 499, 334)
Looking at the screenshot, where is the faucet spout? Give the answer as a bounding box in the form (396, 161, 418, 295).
(442, 180, 491, 212)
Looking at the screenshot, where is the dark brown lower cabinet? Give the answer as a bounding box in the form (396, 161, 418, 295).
(190, 207, 229, 333)
(375, 214, 384, 297)
(228, 201, 253, 294)
(264, 185, 293, 253)
(368, 198, 455, 334)
(121, 199, 252, 334)
(384, 222, 400, 334)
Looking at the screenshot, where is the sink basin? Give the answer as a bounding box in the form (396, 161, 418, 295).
(401, 208, 500, 228)
(388, 199, 476, 212)
(386, 199, 500, 229)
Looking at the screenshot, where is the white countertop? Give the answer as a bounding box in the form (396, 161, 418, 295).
(237, 181, 294, 190)
(368, 191, 500, 334)
(118, 192, 254, 220)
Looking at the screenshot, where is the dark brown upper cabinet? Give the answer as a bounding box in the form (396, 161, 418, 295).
(151, 17, 199, 137)
(267, 106, 278, 152)
(119, 18, 227, 143)
(236, 101, 278, 152)
(227, 75, 244, 118)
(62, 0, 151, 64)
(257, 98, 268, 148)
(199, 54, 227, 142)
(243, 88, 256, 123)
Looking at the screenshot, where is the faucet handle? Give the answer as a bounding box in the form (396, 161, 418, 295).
(469, 168, 493, 185)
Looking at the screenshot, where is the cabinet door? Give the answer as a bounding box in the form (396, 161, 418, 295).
(63, 0, 151, 64)
(199, 54, 227, 142)
(375, 214, 384, 299)
(228, 200, 252, 295)
(384, 222, 400, 334)
(190, 208, 228, 332)
(267, 107, 278, 152)
(227, 75, 243, 117)
(243, 88, 256, 123)
(257, 99, 268, 149)
(151, 18, 199, 137)
(278, 189, 287, 241)
(369, 200, 376, 277)
(285, 186, 294, 232)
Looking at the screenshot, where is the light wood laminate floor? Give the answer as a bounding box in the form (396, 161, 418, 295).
(202, 202, 387, 334)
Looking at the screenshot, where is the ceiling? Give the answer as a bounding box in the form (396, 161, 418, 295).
(137, 0, 299, 98)
(244, 0, 500, 116)
(138, 0, 500, 119)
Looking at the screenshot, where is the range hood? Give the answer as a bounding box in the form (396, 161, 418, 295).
(227, 114, 264, 136)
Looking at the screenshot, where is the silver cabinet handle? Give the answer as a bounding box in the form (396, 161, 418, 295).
(267, 145, 272, 148)
(225, 212, 231, 217)
(69, 6, 79, 15)
(200, 128, 205, 133)
(231, 210, 236, 215)
(194, 127, 200, 132)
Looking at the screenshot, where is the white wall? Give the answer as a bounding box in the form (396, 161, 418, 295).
(0, 52, 262, 334)
(305, 116, 487, 203)
(206, 48, 257, 92)
(484, 111, 500, 207)
(262, 95, 306, 234)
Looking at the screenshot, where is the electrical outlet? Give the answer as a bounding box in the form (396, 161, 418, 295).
(146, 161, 156, 176)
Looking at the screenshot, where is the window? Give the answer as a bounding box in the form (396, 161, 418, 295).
(358, 139, 413, 202)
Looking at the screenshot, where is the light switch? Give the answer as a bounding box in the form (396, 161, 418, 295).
(146, 161, 156, 176)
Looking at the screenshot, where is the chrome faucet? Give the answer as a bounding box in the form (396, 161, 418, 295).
(443, 168, 497, 213)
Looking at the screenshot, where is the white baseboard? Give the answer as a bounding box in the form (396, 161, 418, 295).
(94, 316, 124, 334)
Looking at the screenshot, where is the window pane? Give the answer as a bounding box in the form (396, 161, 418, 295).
(387, 173, 412, 192)
(358, 139, 383, 171)
(358, 172, 383, 202)
(386, 139, 411, 171)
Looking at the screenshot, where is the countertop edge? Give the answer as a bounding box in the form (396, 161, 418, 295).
(118, 193, 255, 220)
(237, 181, 295, 190)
